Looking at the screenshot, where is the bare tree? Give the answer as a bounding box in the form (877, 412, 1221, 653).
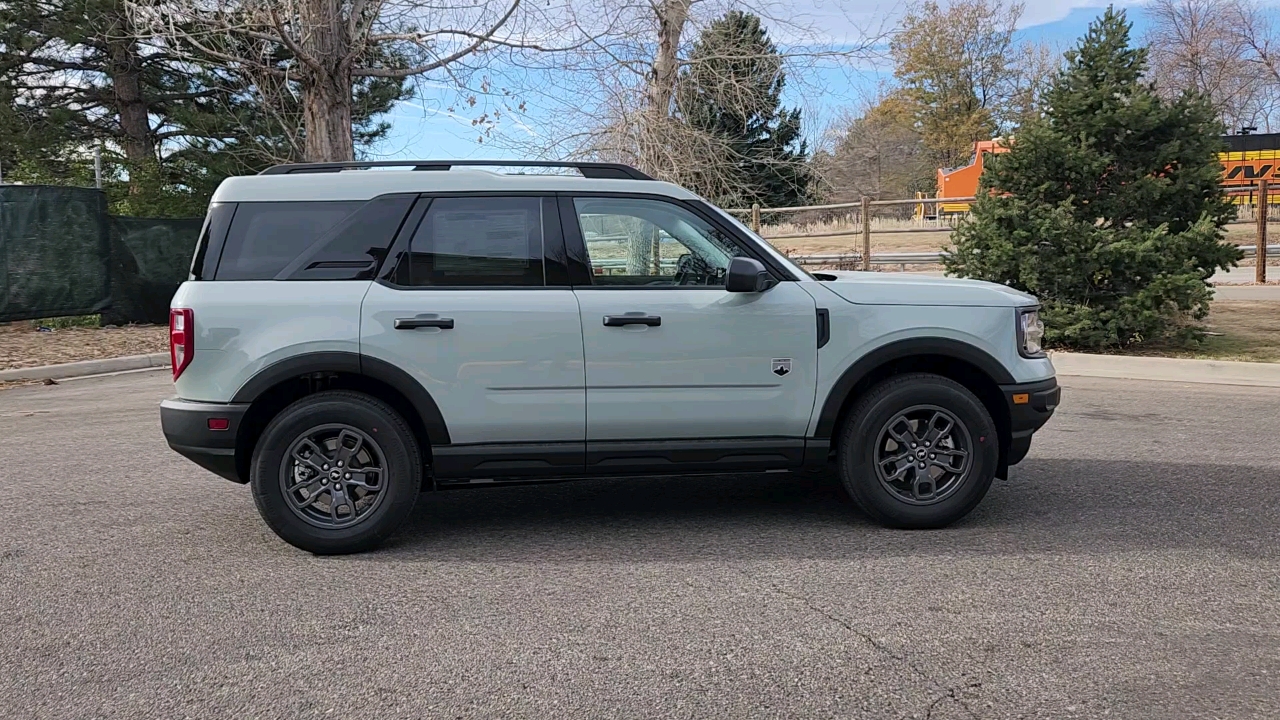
(815, 1, 1056, 207)
(130, 0, 577, 161)
(889, 0, 1027, 169)
(813, 89, 932, 203)
(486, 0, 883, 205)
(1004, 39, 1058, 129)
(1145, 0, 1276, 131)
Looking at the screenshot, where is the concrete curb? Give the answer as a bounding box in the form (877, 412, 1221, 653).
(0, 353, 170, 382)
(1051, 351, 1280, 387)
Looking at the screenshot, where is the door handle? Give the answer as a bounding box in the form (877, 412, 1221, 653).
(603, 313, 661, 327)
(394, 316, 454, 330)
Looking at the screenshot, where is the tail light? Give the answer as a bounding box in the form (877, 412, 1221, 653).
(170, 308, 194, 380)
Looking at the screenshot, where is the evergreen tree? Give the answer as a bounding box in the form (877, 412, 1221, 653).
(944, 7, 1240, 349)
(676, 11, 810, 208)
(0, 0, 407, 215)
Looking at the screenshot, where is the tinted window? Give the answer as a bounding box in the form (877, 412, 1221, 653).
(190, 203, 235, 280)
(279, 195, 415, 281)
(215, 201, 362, 280)
(572, 197, 745, 286)
(398, 197, 544, 287)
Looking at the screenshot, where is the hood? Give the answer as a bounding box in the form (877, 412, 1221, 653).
(810, 270, 1037, 307)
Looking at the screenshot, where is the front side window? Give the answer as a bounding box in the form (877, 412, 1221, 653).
(396, 197, 545, 287)
(572, 197, 744, 286)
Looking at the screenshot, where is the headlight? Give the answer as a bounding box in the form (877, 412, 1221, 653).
(1018, 308, 1045, 357)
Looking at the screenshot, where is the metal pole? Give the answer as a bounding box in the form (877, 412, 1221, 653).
(750, 203, 761, 234)
(1258, 178, 1269, 284)
(93, 146, 102, 190)
(861, 196, 872, 271)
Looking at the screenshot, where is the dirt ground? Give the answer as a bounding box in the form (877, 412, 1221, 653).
(0, 323, 167, 372)
(1148, 300, 1280, 363)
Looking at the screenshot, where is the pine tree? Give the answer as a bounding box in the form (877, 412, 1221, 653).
(944, 7, 1240, 349)
(676, 11, 810, 208)
(0, 0, 406, 215)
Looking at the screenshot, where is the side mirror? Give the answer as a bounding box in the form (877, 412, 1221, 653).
(725, 256, 777, 293)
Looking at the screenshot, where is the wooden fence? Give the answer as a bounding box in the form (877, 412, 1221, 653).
(730, 184, 1275, 281)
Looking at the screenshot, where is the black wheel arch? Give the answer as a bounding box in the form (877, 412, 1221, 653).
(816, 338, 1015, 477)
(230, 351, 449, 482)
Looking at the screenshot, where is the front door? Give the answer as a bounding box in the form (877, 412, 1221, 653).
(360, 195, 585, 477)
(564, 195, 818, 447)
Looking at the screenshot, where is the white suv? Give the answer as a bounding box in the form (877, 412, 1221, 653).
(160, 160, 1059, 554)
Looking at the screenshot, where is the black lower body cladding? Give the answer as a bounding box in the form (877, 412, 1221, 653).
(160, 398, 250, 482)
(1000, 377, 1060, 466)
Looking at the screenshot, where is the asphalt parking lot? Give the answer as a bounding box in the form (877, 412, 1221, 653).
(2, 371, 1278, 719)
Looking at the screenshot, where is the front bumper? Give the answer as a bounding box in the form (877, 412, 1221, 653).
(999, 377, 1060, 467)
(160, 398, 249, 483)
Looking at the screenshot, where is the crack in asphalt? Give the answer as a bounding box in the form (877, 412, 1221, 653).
(757, 576, 983, 720)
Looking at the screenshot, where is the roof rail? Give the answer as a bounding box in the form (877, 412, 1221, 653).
(258, 160, 654, 180)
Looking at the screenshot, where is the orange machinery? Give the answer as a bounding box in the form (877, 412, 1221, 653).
(935, 139, 1009, 214)
(935, 133, 1280, 213)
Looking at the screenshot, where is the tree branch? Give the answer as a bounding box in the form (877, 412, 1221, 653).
(268, 5, 322, 73)
(353, 0, 520, 77)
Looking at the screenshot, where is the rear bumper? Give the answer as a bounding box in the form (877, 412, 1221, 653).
(160, 398, 249, 483)
(999, 377, 1061, 467)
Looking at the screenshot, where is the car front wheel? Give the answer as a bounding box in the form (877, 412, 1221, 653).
(837, 373, 999, 529)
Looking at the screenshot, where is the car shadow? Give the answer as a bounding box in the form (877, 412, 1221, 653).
(375, 457, 1280, 563)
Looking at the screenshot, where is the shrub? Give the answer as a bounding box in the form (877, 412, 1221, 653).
(944, 8, 1241, 350)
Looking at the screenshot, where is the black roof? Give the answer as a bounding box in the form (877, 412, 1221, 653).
(259, 160, 654, 180)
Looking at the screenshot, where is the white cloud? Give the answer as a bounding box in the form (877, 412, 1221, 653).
(1017, 1, 1145, 27)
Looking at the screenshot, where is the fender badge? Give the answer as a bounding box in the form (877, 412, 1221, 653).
(771, 358, 792, 377)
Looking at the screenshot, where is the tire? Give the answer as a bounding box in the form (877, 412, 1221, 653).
(250, 391, 422, 554)
(836, 373, 998, 529)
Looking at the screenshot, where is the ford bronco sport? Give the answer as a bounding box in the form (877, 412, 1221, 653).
(160, 160, 1059, 554)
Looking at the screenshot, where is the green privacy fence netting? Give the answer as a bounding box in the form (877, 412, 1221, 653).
(0, 186, 112, 323)
(0, 186, 202, 325)
(103, 216, 202, 326)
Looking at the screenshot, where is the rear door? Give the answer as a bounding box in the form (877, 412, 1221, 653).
(359, 195, 585, 478)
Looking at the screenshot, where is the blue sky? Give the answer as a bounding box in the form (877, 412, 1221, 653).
(372, 2, 1155, 162)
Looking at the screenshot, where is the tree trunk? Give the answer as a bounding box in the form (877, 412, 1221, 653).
(638, 0, 692, 177)
(104, 33, 156, 195)
(625, 219, 653, 275)
(302, 73, 356, 162)
(300, 0, 355, 162)
(647, 0, 691, 115)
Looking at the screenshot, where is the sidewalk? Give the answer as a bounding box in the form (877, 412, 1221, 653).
(1210, 266, 1279, 285)
(1051, 352, 1280, 387)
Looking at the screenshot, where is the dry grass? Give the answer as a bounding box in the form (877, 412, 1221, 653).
(1103, 300, 1280, 363)
(760, 216, 954, 256)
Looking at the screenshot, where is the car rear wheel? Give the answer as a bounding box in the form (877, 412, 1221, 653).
(837, 373, 998, 529)
(250, 391, 421, 554)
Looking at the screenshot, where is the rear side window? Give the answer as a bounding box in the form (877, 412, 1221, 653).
(190, 203, 235, 280)
(396, 197, 544, 287)
(215, 201, 362, 280)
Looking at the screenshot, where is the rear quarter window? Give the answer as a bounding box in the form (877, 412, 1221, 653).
(189, 203, 235, 281)
(214, 201, 362, 280)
